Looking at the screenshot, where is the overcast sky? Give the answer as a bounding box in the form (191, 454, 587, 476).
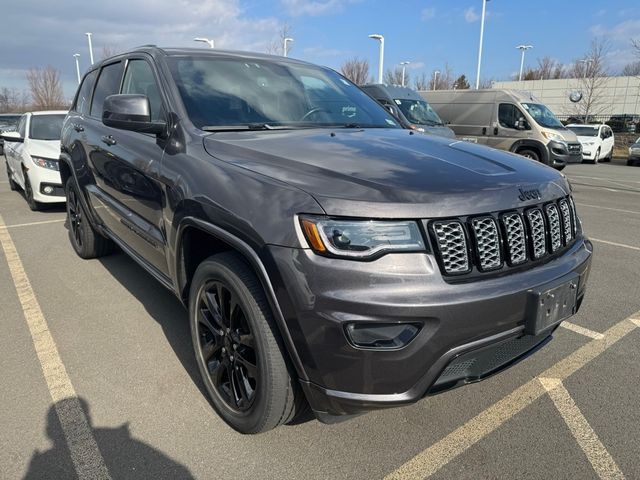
(1, 0, 639, 100)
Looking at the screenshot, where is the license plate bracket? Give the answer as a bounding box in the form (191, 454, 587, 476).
(525, 274, 579, 335)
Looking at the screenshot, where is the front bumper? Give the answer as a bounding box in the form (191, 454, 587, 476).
(548, 140, 582, 166)
(265, 237, 592, 418)
(28, 166, 65, 203)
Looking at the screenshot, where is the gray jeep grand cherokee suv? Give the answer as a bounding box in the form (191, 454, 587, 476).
(60, 46, 592, 433)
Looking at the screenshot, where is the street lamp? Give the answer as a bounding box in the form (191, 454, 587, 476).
(516, 45, 533, 81)
(433, 70, 440, 90)
(85, 32, 94, 65)
(578, 59, 594, 78)
(283, 37, 293, 57)
(73, 54, 81, 84)
(194, 37, 215, 48)
(368, 34, 384, 84)
(399, 61, 410, 86)
(474, 0, 490, 89)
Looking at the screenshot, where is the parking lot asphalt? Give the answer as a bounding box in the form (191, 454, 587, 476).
(1, 159, 639, 480)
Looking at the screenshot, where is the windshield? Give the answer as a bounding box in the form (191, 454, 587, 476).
(394, 99, 444, 126)
(166, 56, 400, 130)
(521, 103, 564, 129)
(567, 126, 598, 137)
(0, 115, 21, 130)
(29, 114, 66, 141)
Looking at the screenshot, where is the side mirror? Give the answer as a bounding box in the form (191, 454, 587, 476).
(102, 94, 165, 135)
(1, 131, 23, 143)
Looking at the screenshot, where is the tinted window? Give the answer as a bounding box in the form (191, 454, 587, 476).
(498, 104, 524, 129)
(567, 126, 598, 137)
(29, 114, 66, 140)
(0, 115, 21, 130)
(521, 103, 564, 129)
(75, 70, 98, 115)
(90, 62, 124, 118)
(166, 56, 399, 129)
(121, 60, 164, 122)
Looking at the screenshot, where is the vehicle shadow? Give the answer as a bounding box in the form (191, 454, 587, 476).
(23, 396, 194, 479)
(97, 252, 211, 401)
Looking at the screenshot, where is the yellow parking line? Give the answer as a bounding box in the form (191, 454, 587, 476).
(540, 378, 625, 480)
(560, 321, 605, 340)
(0, 219, 65, 229)
(0, 213, 111, 480)
(590, 238, 640, 252)
(384, 313, 639, 480)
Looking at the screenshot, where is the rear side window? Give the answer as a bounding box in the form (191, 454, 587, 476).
(75, 70, 98, 115)
(121, 59, 164, 122)
(90, 62, 124, 119)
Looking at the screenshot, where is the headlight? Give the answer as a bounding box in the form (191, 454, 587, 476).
(31, 156, 59, 171)
(300, 216, 425, 259)
(541, 131, 566, 144)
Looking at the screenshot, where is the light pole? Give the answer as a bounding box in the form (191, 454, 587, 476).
(578, 58, 594, 78)
(433, 70, 440, 90)
(474, 0, 490, 89)
(516, 45, 533, 81)
(368, 34, 384, 84)
(85, 32, 94, 65)
(283, 37, 293, 57)
(194, 37, 215, 48)
(400, 61, 410, 86)
(73, 54, 81, 84)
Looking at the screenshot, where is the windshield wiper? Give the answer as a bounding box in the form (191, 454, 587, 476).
(202, 123, 299, 132)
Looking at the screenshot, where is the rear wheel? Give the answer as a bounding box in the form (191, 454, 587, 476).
(23, 171, 41, 211)
(189, 252, 304, 434)
(65, 177, 113, 259)
(6, 162, 18, 191)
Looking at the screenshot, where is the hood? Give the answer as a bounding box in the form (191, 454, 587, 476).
(203, 128, 570, 218)
(575, 135, 599, 144)
(28, 139, 61, 160)
(556, 129, 579, 143)
(419, 125, 456, 139)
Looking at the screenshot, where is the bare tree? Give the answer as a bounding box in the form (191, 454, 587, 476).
(0, 87, 30, 113)
(564, 39, 610, 122)
(383, 67, 408, 86)
(515, 57, 568, 81)
(478, 77, 496, 89)
(26, 66, 65, 110)
(621, 61, 640, 76)
(428, 64, 453, 90)
(413, 72, 428, 91)
(266, 23, 293, 56)
(100, 44, 120, 60)
(340, 58, 370, 85)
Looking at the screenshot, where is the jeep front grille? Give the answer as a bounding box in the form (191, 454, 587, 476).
(429, 196, 578, 276)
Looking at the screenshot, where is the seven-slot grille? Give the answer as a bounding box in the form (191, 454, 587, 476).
(430, 196, 578, 276)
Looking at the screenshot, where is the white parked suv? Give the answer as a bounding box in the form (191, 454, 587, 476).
(2, 111, 67, 210)
(566, 124, 614, 164)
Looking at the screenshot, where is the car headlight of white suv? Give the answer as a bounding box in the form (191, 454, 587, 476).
(31, 156, 60, 171)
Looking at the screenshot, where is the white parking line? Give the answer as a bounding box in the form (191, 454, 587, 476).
(570, 175, 640, 185)
(540, 378, 625, 480)
(590, 238, 640, 252)
(0, 219, 65, 229)
(574, 184, 640, 195)
(576, 203, 640, 215)
(384, 313, 639, 480)
(0, 213, 111, 480)
(560, 321, 605, 340)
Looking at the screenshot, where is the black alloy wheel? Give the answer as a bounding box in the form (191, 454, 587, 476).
(67, 186, 84, 249)
(195, 280, 258, 413)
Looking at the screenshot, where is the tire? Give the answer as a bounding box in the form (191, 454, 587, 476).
(6, 162, 18, 191)
(628, 159, 637, 166)
(65, 177, 113, 259)
(556, 165, 565, 171)
(518, 149, 540, 162)
(23, 171, 41, 211)
(592, 148, 600, 165)
(189, 252, 304, 434)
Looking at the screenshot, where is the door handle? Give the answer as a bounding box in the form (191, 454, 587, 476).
(101, 135, 117, 146)
(482, 127, 487, 135)
(493, 127, 499, 135)
(73, 124, 84, 132)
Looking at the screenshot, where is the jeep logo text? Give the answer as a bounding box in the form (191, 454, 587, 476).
(518, 188, 541, 201)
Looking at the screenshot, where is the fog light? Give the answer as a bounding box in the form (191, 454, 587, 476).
(43, 186, 54, 194)
(345, 323, 421, 350)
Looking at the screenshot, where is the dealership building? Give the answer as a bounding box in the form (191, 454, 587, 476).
(493, 76, 640, 117)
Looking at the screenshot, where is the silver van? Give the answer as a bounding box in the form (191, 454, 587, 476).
(361, 84, 455, 138)
(422, 89, 582, 170)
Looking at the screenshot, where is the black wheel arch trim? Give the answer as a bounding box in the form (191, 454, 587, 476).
(509, 139, 549, 164)
(176, 216, 309, 382)
(59, 151, 105, 230)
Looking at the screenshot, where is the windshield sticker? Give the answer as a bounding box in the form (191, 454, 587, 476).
(394, 99, 402, 105)
(385, 119, 396, 125)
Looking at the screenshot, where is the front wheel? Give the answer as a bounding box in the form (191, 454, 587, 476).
(518, 149, 540, 162)
(6, 162, 18, 191)
(65, 177, 113, 259)
(189, 252, 304, 434)
(23, 172, 41, 211)
(592, 148, 600, 164)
